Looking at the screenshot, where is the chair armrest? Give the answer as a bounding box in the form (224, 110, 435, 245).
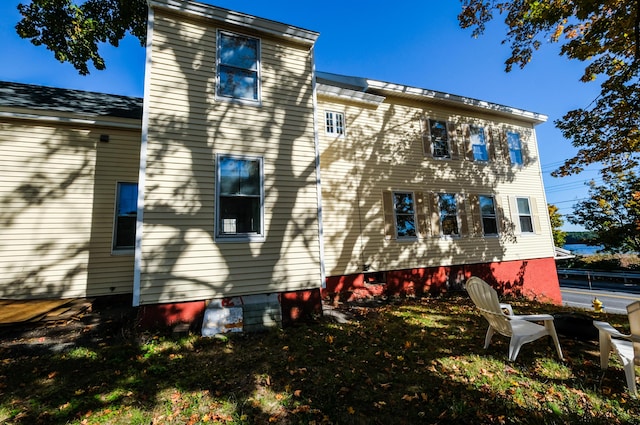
(593, 320, 631, 339)
(499, 303, 514, 315)
(510, 314, 555, 322)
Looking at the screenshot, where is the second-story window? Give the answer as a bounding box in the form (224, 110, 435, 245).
(325, 111, 345, 136)
(507, 131, 523, 165)
(429, 120, 451, 159)
(470, 126, 489, 161)
(217, 31, 260, 102)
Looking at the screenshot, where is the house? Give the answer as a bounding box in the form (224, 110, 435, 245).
(0, 82, 142, 300)
(315, 72, 561, 303)
(0, 0, 561, 330)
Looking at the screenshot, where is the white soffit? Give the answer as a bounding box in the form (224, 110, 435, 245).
(365, 79, 548, 125)
(316, 84, 385, 106)
(148, 0, 319, 46)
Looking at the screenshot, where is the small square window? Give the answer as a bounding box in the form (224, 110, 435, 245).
(114, 182, 138, 250)
(325, 111, 345, 136)
(217, 31, 260, 102)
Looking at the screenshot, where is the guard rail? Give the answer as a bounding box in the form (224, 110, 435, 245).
(557, 269, 640, 284)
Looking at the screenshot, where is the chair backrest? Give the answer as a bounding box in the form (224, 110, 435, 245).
(466, 277, 513, 337)
(626, 301, 640, 365)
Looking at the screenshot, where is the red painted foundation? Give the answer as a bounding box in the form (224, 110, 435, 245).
(138, 288, 324, 330)
(323, 257, 561, 305)
(138, 300, 208, 329)
(280, 289, 323, 326)
(138, 257, 561, 330)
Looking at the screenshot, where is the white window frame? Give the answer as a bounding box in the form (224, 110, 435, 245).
(325, 111, 345, 136)
(478, 195, 499, 236)
(392, 191, 417, 239)
(215, 154, 265, 242)
(438, 193, 460, 237)
(507, 131, 523, 166)
(113, 182, 138, 253)
(515, 196, 534, 234)
(216, 30, 261, 104)
(470, 126, 489, 162)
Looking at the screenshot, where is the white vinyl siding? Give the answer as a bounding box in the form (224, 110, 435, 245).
(140, 10, 321, 304)
(318, 91, 554, 276)
(0, 122, 140, 299)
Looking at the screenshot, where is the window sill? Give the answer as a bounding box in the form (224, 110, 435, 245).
(112, 249, 134, 256)
(394, 236, 418, 242)
(215, 95, 262, 107)
(216, 235, 266, 243)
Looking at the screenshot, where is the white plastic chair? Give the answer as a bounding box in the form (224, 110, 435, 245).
(593, 301, 640, 397)
(465, 277, 564, 361)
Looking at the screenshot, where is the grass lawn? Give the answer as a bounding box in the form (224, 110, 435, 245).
(1, 295, 639, 424)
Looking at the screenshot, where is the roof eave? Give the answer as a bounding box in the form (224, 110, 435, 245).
(148, 0, 319, 46)
(0, 109, 142, 130)
(365, 79, 548, 125)
(316, 83, 385, 106)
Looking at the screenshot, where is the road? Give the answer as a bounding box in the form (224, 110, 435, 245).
(560, 278, 640, 314)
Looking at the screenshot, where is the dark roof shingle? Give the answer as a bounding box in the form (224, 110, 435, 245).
(0, 81, 143, 120)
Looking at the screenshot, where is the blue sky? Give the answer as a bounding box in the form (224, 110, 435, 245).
(0, 0, 603, 231)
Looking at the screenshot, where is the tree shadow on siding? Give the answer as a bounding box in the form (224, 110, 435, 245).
(0, 125, 95, 299)
(318, 95, 547, 300)
(138, 10, 321, 304)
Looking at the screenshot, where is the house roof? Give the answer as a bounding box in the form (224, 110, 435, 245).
(316, 71, 548, 125)
(0, 70, 546, 126)
(0, 81, 143, 120)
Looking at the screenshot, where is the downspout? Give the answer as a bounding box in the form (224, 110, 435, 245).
(311, 46, 327, 289)
(133, 3, 155, 307)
